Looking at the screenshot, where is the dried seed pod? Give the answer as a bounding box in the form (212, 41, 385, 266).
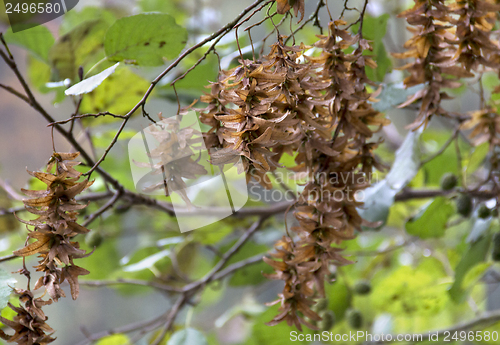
(14, 152, 93, 302)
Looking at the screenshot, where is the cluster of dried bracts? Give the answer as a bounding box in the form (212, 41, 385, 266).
(199, 20, 389, 329)
(397, 0, 500, 221)
(395, 0, 500, 129)
(4, 152, 93, 344)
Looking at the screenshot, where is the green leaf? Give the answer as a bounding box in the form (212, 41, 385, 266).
(245, 304, 313, 345)
(0, 269, 16, 310)
(96, 334, 130, 345)
(422, 130, 470, 186)
(449, 234, 491, 303)
(49, 20, 110, 81)
(65, 63, 120, 96)
(138, 0, 184, 17)
(168, 54, 219, 94)
(372, 83, 424, 112)
(59, 7, 117, 36)
(104, 13, 187, 66)
(27, 56, 51, 93)
(3, 25, 54, 62)
(372, 261, 448, 316)
(466, 142, 489, 176)
(405, 197, 454, 239)
(462, 262, 492, 288)
(466, 216, 492, 243)
(385, 128, 422, 189)
(81, 237, 120, 281)
(167, 328, 208, 345)
(358, 181, 396, 229)
(352, 14, 392, 82)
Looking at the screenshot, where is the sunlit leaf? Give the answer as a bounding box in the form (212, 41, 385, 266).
(79, 68, 150, 117)
(449, 234, 491, 303)
(96, 334, 130, 345)
(405, 197, 454, 239)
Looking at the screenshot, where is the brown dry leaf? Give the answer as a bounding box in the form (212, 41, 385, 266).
(276, 0, 291, 14)
(61, 265, 90, 300)
(14, 232, 53, 257)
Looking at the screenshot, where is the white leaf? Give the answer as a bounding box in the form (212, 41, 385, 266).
(122, 249, 170, 272)
(65, 63, 120, 96)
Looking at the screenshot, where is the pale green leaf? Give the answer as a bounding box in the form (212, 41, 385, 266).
(372, 83, 424, 112)
(358, 129, 422, 228)
(3, 25, 54, 62)
(466, 216, 492, 243)
(405, 197, 454, 239)
(466, 142, 489, 176)
(167, 328, 208, 345)
(0, 269, 16, 310)
(385, 127, 422, 190)
(449, 234, 491, 303)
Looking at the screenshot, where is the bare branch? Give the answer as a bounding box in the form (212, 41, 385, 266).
(0, 254, 19, 263)
(82, 190, 123, 227)
(79, 278, 182, 293)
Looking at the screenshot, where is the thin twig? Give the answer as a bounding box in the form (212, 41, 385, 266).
(0, 254, 19, 263)
(79, 278, 182, 293)
(420, 127, 460, 165)
(284, 0, 325, 45)
(49, 112, 127, 125)
(82, 0, 270, 178)
(82, 190, 123, 227)
(0, 83, 30, 103)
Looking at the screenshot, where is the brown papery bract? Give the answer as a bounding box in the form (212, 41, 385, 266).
(6, 152, 94, 344)
(200, 21, 389, 330)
